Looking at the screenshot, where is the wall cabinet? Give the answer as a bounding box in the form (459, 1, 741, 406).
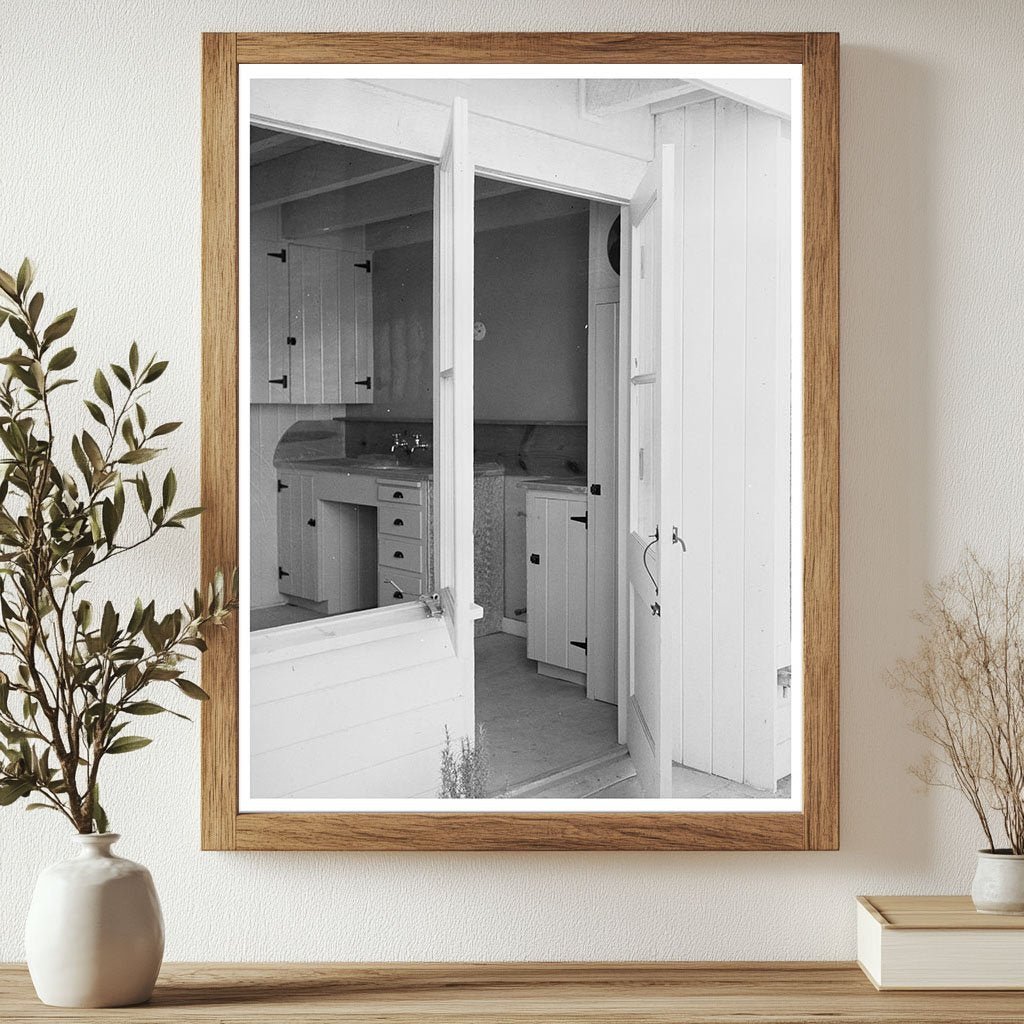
(251, 239, 374, 405)
(525, 486, 588, 684)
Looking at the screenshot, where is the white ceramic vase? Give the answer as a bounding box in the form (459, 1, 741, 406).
(971, 850, 1024, 914)
(25, 833, 164, 1007)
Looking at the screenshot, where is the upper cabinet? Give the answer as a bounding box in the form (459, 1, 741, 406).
(250, 239, 373, 404)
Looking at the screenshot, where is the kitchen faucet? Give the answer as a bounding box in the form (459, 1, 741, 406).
(389, 432, 431, 458)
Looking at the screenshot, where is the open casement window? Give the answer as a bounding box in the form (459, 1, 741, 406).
(433, 97, 476, 718)
(622, 145, 684, 798)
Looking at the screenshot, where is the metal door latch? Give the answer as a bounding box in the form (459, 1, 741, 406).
(650, 602, 661, 617)
(419, 593, 443, 618)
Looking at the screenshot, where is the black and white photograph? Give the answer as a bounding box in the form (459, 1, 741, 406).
(241, 67, 801, 808)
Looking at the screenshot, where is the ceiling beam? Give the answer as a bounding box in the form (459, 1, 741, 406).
(581, 79, 701, 118)
(281, 169, 522, 238)
(251, 143, 419, 209)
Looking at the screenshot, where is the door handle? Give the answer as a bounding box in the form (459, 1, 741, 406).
(393, 550, 404, 559)
(392, 491, 404, 500)
(393, 518, 404, 527)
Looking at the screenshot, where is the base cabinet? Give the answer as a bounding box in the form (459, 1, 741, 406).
(525, 487, 588, 683)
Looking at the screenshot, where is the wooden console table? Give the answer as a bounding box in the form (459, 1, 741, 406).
(3, 962, 1024, 1022)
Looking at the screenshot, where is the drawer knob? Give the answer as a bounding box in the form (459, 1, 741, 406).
(394, 550, 404, 559)
(393, 518, 404, 527)
(393, 491, 404, 499)
(393, 591, 403, 600)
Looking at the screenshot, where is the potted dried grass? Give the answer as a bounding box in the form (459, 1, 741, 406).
(895, 551, 1024, 913)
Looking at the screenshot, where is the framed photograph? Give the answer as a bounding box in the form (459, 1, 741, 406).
(201, 32, 838, 850)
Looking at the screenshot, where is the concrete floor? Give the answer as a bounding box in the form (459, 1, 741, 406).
(475, 633, 789, 800)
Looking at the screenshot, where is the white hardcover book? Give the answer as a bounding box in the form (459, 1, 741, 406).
(857, 896, 1024, 990)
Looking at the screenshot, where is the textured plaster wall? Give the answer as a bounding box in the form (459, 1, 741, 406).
(2, 0, 1023, 962)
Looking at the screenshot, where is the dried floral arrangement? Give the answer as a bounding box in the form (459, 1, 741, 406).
(895, 551, 1024, 853)
(0, 259, 236, 834)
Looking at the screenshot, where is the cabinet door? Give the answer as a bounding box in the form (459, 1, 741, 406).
(287, 244, 374, 405)
(526, 493, 588, 675)
(277, 472, 319, 601)
(250, 238, 290, 403)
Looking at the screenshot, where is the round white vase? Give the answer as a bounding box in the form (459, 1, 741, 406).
(25, 833, 164, 1007)
(971, 850, 1024, 914)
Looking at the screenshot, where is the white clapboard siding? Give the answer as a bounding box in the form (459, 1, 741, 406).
(658, 98, 791, 788)
(250, 238, 289, 404)
(275, 471, 301, 598)
(526, 491, 588, 676)
(249, 612, 463, 799)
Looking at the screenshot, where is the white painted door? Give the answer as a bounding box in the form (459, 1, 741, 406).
(624, 145, 682, 799)
(433, 97, 475, 736)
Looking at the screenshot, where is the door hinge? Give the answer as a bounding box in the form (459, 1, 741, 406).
(530, 553, 540, 565)
(569, 513, 588, 528)
(590, 483, 601, 496)
(278, 566, 290, 579)
(354, 376, 372, 390)
(277, 480, 288, 492)
(354, 259, 372, 273)
(268, 374, 288, 389)
(267, 249, 287, 262)
(307, 517, 316, 527)
(569, 639, 588, 653)
(285, 336, 297, 347)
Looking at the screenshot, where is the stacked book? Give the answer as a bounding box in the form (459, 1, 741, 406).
(857, 895, 1024, 990)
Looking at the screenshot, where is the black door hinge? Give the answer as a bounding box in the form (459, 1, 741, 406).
(570, 639, 588, 653)
(354, 376, 372, 390)
(354, 259, 372, 273)
(278, 566, 290, 579)
(277, 480, 288, 492)
(286, 336, 297, 346)
(268, 249, 287, 262)
(530, 553, 540, 565)
(570, 513, 588, 528)
(590, 483, 601, 496)
(268, 374, 288, 389)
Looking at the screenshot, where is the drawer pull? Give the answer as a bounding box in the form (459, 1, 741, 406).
(393, 550, 404, 559)
(393, 517, 404, 527)
(393, 591, 403, 600)
(393, 490, 404, 499)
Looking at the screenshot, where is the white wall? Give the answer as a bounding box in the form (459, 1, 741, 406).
(2, 0, 1023, 962)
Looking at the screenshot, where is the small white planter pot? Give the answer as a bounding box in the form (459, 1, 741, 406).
(25, 833, 164, 1007)
(971, 850, 1024, 915)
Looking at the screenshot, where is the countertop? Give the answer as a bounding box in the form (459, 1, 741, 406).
(2, 962, 1022, 1023)
(274, 456, 504, 480)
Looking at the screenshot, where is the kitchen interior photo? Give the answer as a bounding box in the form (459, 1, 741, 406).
(247, 76, 794, 801)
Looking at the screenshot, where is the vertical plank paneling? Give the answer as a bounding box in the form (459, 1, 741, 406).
(567, 499, 588, 675)
(526, 493, 543, 664)
(710, 98, 748, 783)
(200, 31, 238, 850)
(742, 108, 782, 791)
(352, 253, 374, 404)
(547, 498, 570, 668)
(300, 474, 319, 600)
(320, 249, 342, 403)
(680, 100, 716, 774)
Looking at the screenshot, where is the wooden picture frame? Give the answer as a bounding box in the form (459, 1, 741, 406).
(201, 32, 839, 851)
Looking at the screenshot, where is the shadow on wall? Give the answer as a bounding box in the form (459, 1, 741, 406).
(838, 47, 947, 875)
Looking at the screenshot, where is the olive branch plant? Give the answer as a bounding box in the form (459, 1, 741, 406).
(0, 259, 236, 834)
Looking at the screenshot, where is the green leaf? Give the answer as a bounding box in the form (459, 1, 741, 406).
(0, 779, 33, 805)
(143, 360, 168, 383)
(27, 292, 43, 328)
(91, 785, 108, 834)
(118, 448, 157, 465)
(83, 400, 106, 427)
(42, 308, 76, 344)
(48, 346, 77, 371)
(93, 369, 113, 408)
(121, 418, 137, 450)
(175, 679, 210, 701)
(110, 363, 131, 389)
(16, 258, 34, 298)
(168, 507, 203, 524)
(162, 468, 176, 509)
(81, 431, 105, 471)
(0, 269, 18, 300)
(8, 317, 31, 345)
(129, 342, 139, 375)
(105, 735, 152, 755)
(25, 802, 61, 813)
(150, 421, 181, 438)
(135, 473, 152, 513)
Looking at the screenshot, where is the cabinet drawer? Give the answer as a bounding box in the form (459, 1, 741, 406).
(379, 539, 424, 573)
(377, 481, 423, 506)
(377, 502, 423, 540)
(378, 568, 424, 606)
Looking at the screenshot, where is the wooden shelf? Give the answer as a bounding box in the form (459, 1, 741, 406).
(4, 962, 1024, 1022)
